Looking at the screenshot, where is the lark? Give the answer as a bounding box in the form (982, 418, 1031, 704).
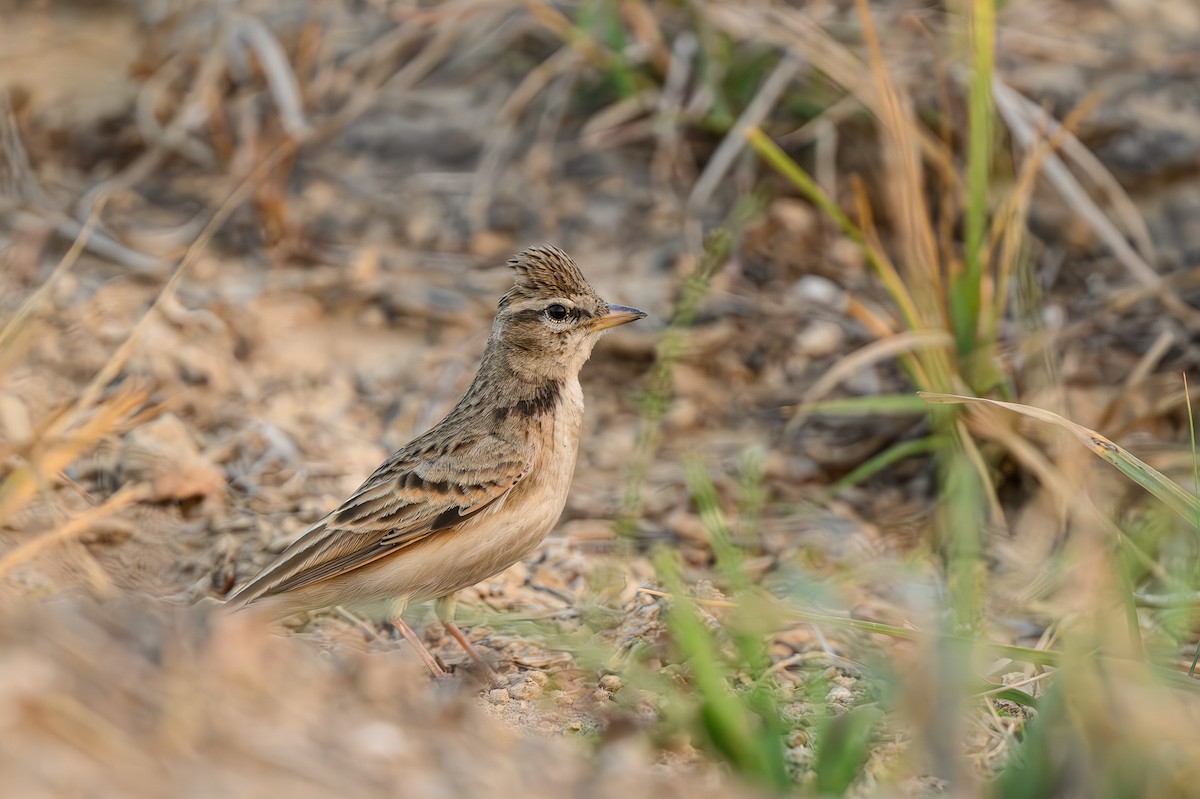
(225, 245, 645, 676)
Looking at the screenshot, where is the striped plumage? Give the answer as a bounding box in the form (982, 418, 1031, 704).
(226, 247, 645, 658)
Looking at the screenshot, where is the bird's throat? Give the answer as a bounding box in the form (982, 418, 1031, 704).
(490, 379, 560, 423)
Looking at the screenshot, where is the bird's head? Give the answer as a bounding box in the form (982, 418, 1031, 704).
(492, 245, 645, 382)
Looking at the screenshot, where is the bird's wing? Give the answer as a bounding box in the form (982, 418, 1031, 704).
(226, 431, 530, 607)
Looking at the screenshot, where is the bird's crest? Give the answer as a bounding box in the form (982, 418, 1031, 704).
(500, 245, 596, 306)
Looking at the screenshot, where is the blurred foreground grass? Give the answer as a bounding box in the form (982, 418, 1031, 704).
(574, 0, 1200, 796)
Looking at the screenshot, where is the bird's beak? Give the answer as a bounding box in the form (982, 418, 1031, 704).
(590, 304, 647, 332)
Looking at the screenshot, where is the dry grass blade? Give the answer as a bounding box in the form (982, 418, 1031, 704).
(468, 45, 580, 233)
(687, 53, 806, 216)
(703, 3, 959, 188)
(786, 330, 954, 432)
(0, 483, 151, 582)
(621, 0, 669, 73)
(76, 43, 225, 223)
(921, 392, 1200, 526)
(954, 396, 1167, 588)
(0, 387, 148, 521)
(854, 0, 940, 307)
(1095, 328, 1174, 431)
(993, 79, 1155, 265)
(993, 79, 1200, 329)
(1, 99, 164, 275)
(0, 198, 107, 357)
(72, 136, 299, 417)
(228, 12, 312, 140)
(746, 130, 923, 335)
(986, 92, 1100, 341)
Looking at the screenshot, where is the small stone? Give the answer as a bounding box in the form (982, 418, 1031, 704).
(508, 678, 540, 701)
(786, 729, 810, 748)
(592, 688, 612, 702)
(664, 397, 702, 431)
(843, 365, 882, 396)
(786, 744, 815, 769)
(667, 511, 709, 545)
(598, 674, 622, 693)
(770, 198, 818, 238)
(828, 237, 865, 274)
(487, 688, 510, 704)
(796, 320, 844, 358)
(358, 305, 387, 329)
(552, 691, 576, 707)
(351, 721, 409, 759)
(404, 201, 443, 248)
(0, 393, 31, 446)
(1043, 304, 1066, 330)
(826, 685, 853, 705)
(793, 275, 843, 308)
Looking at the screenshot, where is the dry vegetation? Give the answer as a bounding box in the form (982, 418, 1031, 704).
(4, 0, 1200, 796)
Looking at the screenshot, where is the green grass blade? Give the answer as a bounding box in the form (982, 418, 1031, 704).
(685, 457, 747, 592)
(954, 0, 996, 356)
(655, 551, 791, 792)
(978, 685, 1041, 709)
(745, 128, 924, 334)
(822, 436, 940, 496)
(803, 395, 932, 416)
(814, 705, 883, 796)
(1098, 443, 1200, 528)
(990, 682, 1065, 799)
(920, 393, 1200, 527)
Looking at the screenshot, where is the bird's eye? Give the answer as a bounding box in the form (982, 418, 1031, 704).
(545, 304, 569, 322)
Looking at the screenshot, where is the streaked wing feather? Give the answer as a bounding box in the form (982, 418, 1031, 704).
(228, 434, 529, 606)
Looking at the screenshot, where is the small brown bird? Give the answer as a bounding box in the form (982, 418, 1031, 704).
(226, 246, 645, 676)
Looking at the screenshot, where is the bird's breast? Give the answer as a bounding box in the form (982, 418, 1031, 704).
(407, 378, 585, 600)
(522, 376, 585, 520)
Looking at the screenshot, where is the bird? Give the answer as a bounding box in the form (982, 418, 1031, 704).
(225, 245, 646, 677)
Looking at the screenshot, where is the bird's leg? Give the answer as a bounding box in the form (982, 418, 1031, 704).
(392, 617, 448, 678)
(388, 598, 447, 678)
(435, 596, 500, 683)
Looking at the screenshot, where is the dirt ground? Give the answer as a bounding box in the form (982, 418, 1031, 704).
(2, 1, 1200, 796)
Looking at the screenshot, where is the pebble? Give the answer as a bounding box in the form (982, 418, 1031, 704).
(843, 365, 882, 396)
(350, 721, 410, 759)
(664, 397, 702, 431)
(598, 673, 622, 693)
(549, 690, 576, 706)
(828, 237, 865, 274)
(667, 511, 710, 545)
(487, 688, 510, 705)
(508, 678, 541, 701)
(0, 393, 31, 445)
(770, 197, 818, 238)
(796, 320, 845, 358)
(785, 729, 810, 748)
(826, 685, 854, 705)
(793, 275, 843, 308)
(786, 744, 815, 768)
